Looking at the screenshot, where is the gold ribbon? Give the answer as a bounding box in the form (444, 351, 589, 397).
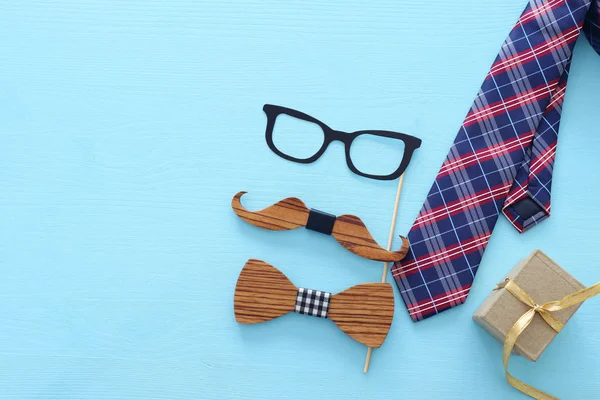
(498, 278, 600, 399)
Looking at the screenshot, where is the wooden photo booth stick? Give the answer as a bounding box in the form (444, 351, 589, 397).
(364, 173, 406, 373)
(234, 259, 395, 348)
(232, 191, 410, 262)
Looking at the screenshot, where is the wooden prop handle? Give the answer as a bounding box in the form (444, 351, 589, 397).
(364, 173, 405, 373)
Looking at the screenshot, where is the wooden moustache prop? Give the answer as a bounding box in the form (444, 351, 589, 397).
(232, 191, 410, 262)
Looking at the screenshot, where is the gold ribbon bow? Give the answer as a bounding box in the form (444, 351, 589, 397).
(498, 278, 600, 399)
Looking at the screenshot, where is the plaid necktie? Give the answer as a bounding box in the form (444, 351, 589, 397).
(392, 0, 600, 322)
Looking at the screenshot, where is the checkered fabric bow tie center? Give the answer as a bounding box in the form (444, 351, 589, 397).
(392, 0, 600, 322)
(295, 288, 331, 318)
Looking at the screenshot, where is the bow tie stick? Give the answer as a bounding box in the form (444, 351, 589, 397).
(363, 173, 405, 373)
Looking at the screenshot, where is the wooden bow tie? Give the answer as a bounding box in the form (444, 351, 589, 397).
(234, 259, 395, 348)
(232, 191, 410, 262)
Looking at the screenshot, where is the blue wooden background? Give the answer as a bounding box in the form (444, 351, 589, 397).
(1, 1, 599, 399)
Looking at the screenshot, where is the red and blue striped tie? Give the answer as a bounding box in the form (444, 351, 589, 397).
(392, 0, 600, 322)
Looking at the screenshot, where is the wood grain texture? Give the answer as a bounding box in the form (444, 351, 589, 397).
(329, 283, 394, 348)
(234, 259, 297, 324)
(232, 191, 409, 262)
(232, 191, 309, 230)
(233, 259, 394, 347)
(333, 215, 410, 262)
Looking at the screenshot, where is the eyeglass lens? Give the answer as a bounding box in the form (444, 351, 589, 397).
(271, 113, 325, 161)
(349, 133, 406, 177)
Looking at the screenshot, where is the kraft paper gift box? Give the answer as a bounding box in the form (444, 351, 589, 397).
(473, 249, 585, 362)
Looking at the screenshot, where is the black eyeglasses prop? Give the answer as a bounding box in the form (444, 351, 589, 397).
(263, 104, 422, 181)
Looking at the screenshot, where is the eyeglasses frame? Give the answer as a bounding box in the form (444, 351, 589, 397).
(263, 104, 422, 181)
